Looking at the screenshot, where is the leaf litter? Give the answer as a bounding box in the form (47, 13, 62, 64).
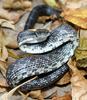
(0, 0, 87, 99)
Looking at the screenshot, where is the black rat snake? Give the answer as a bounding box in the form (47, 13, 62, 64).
(6, 5, 78, 92)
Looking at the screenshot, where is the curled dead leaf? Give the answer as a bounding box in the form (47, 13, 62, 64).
(0, 60, 7, 77)
(61, 8, 87, 29)
(3, 0, 32, 10)
(19, 90, 44, 100)
(0, 46, 8, 62)
(68, 59, 87, 100)
(64, 16, 87, 29)
(0, 29, 18, 49)
(0, 76, 8, 87)
(0, 9, 11, 20)
(0, 19, 15, 30)
(52, 94, 72, 100)
(29, 90, 44, 100)
(61, 8, 87, 19)
(0, 8, 23, 23)
(63, 0, 87, 9)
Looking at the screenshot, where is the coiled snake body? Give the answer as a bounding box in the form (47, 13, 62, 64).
(6, 5, 78, 92)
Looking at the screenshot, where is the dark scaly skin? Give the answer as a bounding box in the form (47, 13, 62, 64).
(20, 64, 69, 92)
(6, 41, 76, 87)
(24, 5, 61, 30)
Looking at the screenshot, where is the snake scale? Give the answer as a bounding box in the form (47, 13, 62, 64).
(6, 5, 78, 92)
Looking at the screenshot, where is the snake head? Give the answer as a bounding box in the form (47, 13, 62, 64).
(17, 29, 50, 46)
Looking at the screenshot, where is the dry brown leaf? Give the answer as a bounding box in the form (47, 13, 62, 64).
(0, 9, 11, 20)
(0, 19, 15, 30)
(42, 87, 57, 99)
(0, 88, 6, 93)
(0, 8, 23, 23)
(29, 90, 44, 100)
(0, 29, 18, 49)
(52, 94, 72, 100)
(0, 46, 8, 61)
(18, 91, 30, 100)
(61, 8, 87, 29)
(63, 0, 87, 9)
(0, 60, 7, 77)
(0, 78, 8, 87)
(68, 59, 87, 100)
(3, 0, 32, 10)
(0, 44, 8, 76)
(0, 61, 8, 93)
(9, 11, 24, 23)
(64, 16, 87, 29)
(62, 8, 87, 19)
(56, 72, 71, 85)
(19, 90, 44, 100)
(0, 8, 24, 23)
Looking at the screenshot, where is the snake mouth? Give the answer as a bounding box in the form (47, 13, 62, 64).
(18, 36, 49, 45)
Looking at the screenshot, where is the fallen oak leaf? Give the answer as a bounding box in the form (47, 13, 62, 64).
(29, 90, 44, 100)
(0, 9, 11, 20)
(19, 90, 44, 100)
(0, 77, 37, 100)
(0, 61, 8, 93)
(63, 0, 87, 9)
(0, 19, 15, 30)
(61, 8, 87, 19)
(0, 29, 18, 49)
(11, 1, 32, 10)
(9, 12, 24, 24)
(0, 87, 6, 93)
(0, 76, 9, 88)
(64, 15, 87, 29)
(0, 46, 8, 61)
(52, 93, 72, 100)
(68, 59, 87, 100)
(0, 60, 7, 77)
(3, 0, 32, 10)
(18, 91, 30, 100)
(0, 8, 24, 23)
(61, 8, 87, 29)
